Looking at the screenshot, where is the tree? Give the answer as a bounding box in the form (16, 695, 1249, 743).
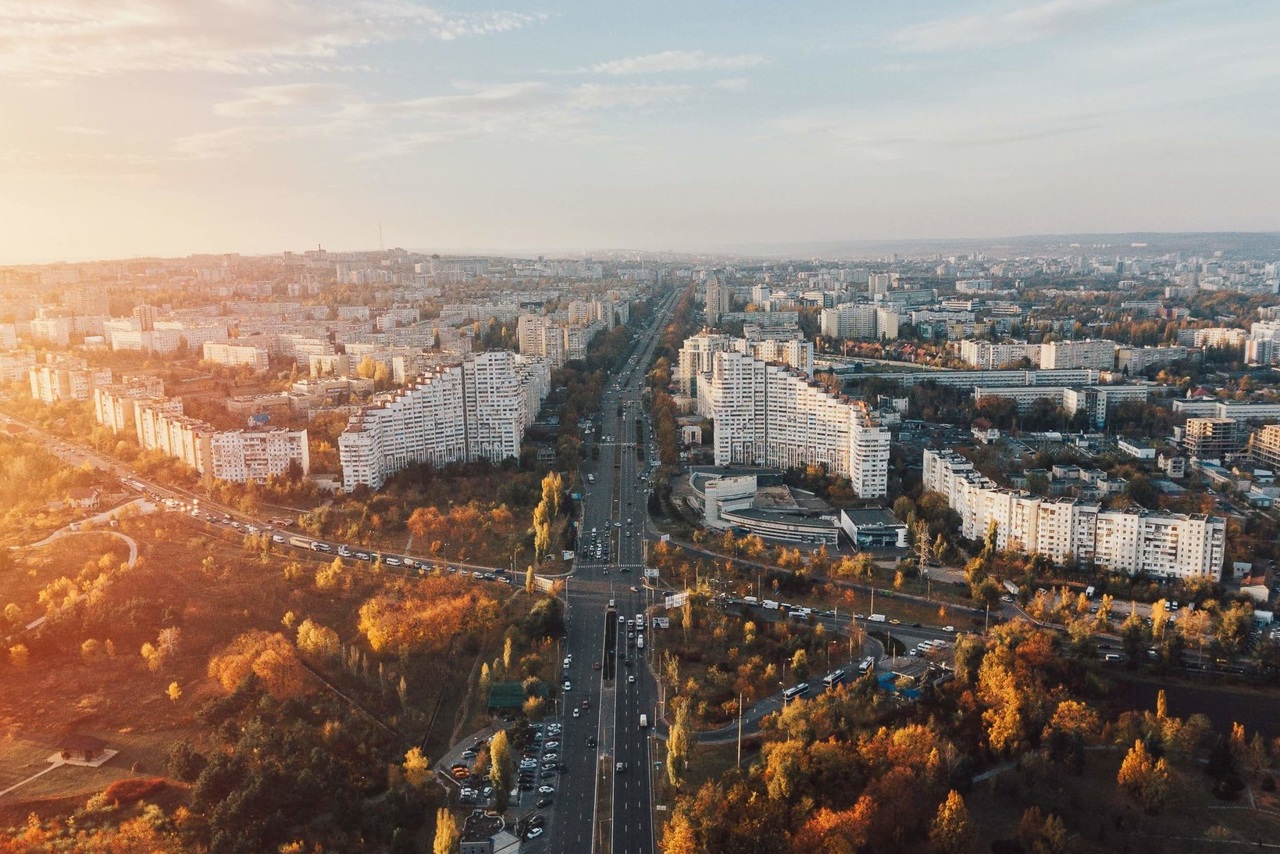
(433, 807, 460, 854)
(662, 811, 698, 854)
(166, 681, 182, 703)
(667, 698, 693, 789)
(489, 730, 514, 811)
(9, 644, 29, 668)
(404, 747, 431, 790)
(790, 648, 811, 682)
(207, 630, 307, 699)
(525, 565, 535, 594)
(930, 790, 976, 854)
(1117, 738, 1155, 795)
(315, 557, 346, 591)
(296, 618, 341, 659)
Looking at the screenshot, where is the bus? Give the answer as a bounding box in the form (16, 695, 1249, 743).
(857, 656, 875, 674)
(822, 669, 846, 690)
(782, 683, 811, 703)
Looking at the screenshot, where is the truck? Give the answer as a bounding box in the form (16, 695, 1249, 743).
(639, 714, 648, 728)
(288, 535, 311, 549)
(867, 613, 886, 623)
(762, 599, 780, 610)
(743, 596, 759, 606)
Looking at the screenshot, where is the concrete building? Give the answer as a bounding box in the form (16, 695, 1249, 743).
(30, 362, 113, 403)
(924, 449, 1224, 579)
(676, 331, 734, 395)
(203, 341, 270, 371)
(971, 384, 1149, 428)
(0, 350, 36, 384)
(703, 349, 889, 497)
(1248, 424, 1280, 470)
(1117, 345, 1190, 373)
(209, 429, 310, 482)
(959, 340, 1041, 369)
(338, 351, 545, 491)
(1181, 418, 1243, 461)
(705, 276, 732, 326)
(819, 303, 900, 340)
(1040, 339, 1118, 371)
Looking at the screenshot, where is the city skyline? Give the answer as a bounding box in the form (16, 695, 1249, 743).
(3, 0, 1279, 264)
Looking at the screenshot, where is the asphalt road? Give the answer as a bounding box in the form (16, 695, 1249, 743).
(540, 290, 675, 854)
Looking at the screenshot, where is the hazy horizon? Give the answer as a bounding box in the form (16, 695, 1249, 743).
(3, 0, 1278, 264)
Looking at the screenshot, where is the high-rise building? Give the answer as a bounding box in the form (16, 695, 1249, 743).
(676, 331, 733, 395)
(819, 303, 900, 340)
(1248, 424, 1280, 470)
(210, 429, 310, 482)
(959, 340, 1041, 369)
(703, 349, 888, 496)
(1181, 418, 1242, 461)
(705, 276, 731, 326)
(338, 351, 545, 491)
(30, 362, 113, 403)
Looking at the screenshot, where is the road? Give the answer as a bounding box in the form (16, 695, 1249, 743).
(539, 290, 675, 854)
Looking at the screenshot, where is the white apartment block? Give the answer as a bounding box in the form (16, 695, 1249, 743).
(30, 363, 113, 403)
(972, 384, 1149, 428)
(203, 341, 270, 371)
(1116, 345, 1189, 373)
(1188, 327, 1247, 349)
(210, 429, 310, 482)
(0, 351, 36, 384)
(743, 337, 815, 377)
(959, 340, 1042, 369)
(338, 350, 544, 491)
(923, 449, 1224, 579)
(676, 331, 734, 395)
(1039, 339, 1118, 370)
(29, 316, 72, 346)
(704, 350, 888, 497)
(819, 303, 900, 340)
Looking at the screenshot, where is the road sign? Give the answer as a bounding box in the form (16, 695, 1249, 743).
(664, 591, 689, 610)
(652, 617, 670, 629)
(644, 568, 659, 578)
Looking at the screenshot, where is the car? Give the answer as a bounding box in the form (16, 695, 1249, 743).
(540, 768, 557, 779)
(889, 618, 901, 625)
(461, 748, 477, 759)
(1001, 595, 1014, 603)
(544, 741, 559, 749)
(586, 736, 596, 748)
(593, 661, 601, 670)
(525, 827, 544, 840)
(573, 708, 581, 718)
(537, 796, 554, 808)
(581, 699, 590, 709)
(529, 815, 546, 829)
(538, 785, 556, 795)
(542, 753, 558, 762)
(943, 625, 956, 632)
(616, 762, 625, 772)
(628, 674, 635, 684)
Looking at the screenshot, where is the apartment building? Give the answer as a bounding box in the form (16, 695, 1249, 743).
(703, 349, 889, 497)
(92, 377, 168, 432)
(705, 276, 732, 326)
(819, 303, 900, 340)
(972, 384, 1149, 428)
(1039, 339, 1118, 370)
(338, 351, 545, 491)
(210, 429, 310, 482)
(1115, 345, 1190, 373)
(744, 337, 815, 377)
(676, 331, 734, 395)
(0, 351, 36, 384)
(203, 341, 270, 371)
(1182, 327, 1247, 349)
(923, 449, 1224, 578)
(959, 340, 1041, 369)
(30, 362, 113, 403)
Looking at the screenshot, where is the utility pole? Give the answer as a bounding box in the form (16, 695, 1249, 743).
(736, 693, 744, 769)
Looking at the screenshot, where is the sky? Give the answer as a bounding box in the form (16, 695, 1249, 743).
(1, 0, 1278, 263)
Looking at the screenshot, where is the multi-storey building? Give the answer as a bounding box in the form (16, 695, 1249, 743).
(210, 429, 310, 482)
(1116, 345, 1190, 373)
(1183, 327, 1247, 350)
(924, 449, 1224, 579)
(676, 331, 733, 395)
(92, 377, 168, 432)
(971, 384, 1149, 428)
(703, 349, 888, 496)
(203, 341, 270, 371)
(959, 340, 1041, 369)
(819, 303, 900, 340)
(338, 351, 544, 491)
(30, 363, 113, 403)
(1039, 339, 1118, 370)
(744, 337, 815, 377)
(1181, 417, 1243, 461)
(705, 276, 732, 326)
(0, 351, 36, 384)
(1248, 424, 1280, 470)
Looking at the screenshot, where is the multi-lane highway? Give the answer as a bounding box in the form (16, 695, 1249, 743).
(540, 289, 675, 854)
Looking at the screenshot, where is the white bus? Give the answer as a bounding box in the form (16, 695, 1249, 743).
(822, 669, 847, 690)
(782, 683, 811, 703)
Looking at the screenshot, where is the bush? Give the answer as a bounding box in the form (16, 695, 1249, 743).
(103, 777, 167, 805)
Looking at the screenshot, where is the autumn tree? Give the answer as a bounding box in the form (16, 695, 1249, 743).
(930, 790, 976, 854)
(166, 681, 182, 703)
(667, 698, 693, 789)
(207, 630, 307, 699)
(791, 648, 811, 682)
(296, 618, 341, 659)
(489, 729, 515, 811)
(433, 807, 460, 854)
(404, 746, 431, 790)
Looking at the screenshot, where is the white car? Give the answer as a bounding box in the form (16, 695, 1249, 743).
(628, 675, 635, 684)
(538, 785, 556, 795)
(526, 828, 544, 840)
(573, 708, 581, 718)
(563, 681, 571, 691)
(544, 741, 560, 749)
(542, 753, 558, 762)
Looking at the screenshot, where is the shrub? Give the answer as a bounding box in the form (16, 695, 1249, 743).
(103, 777, 167, 805)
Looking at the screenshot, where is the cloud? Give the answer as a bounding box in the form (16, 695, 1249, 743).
(0, 0, 545, 78)
(215, 84, 353, 117)
(590, 50, 767, 75)
(892, 0, 1151, 53)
